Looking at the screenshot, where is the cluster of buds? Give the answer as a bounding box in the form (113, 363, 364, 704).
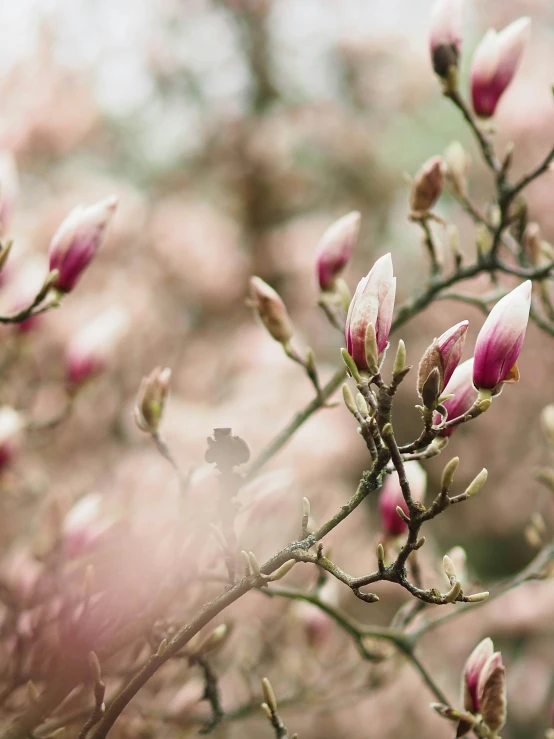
(134, 366, 172, 434)
(48, 197, 118, 293)
(470, 17, 531, 119)
(430, 0, 531, 118)
(343, 252, 531, 410)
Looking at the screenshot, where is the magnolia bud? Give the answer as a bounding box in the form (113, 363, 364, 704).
(418, 320, 468, 401)
(345, 254, 396, 371)
(48, 197, 118, 292)
(473, 281, 531, 391)
(441, 457, 460, 491)
(134, 366, 172, 434)
(410, 156, 446, 215)
(471, 17, 531, 118)
(443, 554, 457, 583)
(464, 468, 488, 497)
(429, 0, 463, 82)
(316, 212, 360, 291)
(261, 677, 278, 713)
(342, 384, 357, 415)
(444, 141, 470, 197)
(463, 637, 494, 713)
(249, 277, 294, 345)
(194, 624, 229, 656)
(479, 655, 506, 732)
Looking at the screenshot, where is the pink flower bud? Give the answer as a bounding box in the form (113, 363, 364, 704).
(418, 320, 469, 400)
(345, 254, 396, 371)
(473, 281, 531, 391)
(65, 306, 129, 386)
(379, 462, 426, 537)
(463, 637, 494, 713)
(410, 156, 446, 214)
(435, 358, 476, 435)
(429, 0, 463, 79)
(249, 276, 294, 345)
(316, 211, 360, 291)
(0, 150, 19, 237)
(0, 407, 23, 471)
(470, 17, 531, 119)
(48, 197, 118, 292)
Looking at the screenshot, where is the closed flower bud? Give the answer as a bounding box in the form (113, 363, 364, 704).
(446, 545, 467, 584)
(470, 17, 531, 118)
(316, 212, 360, 291)
(48, 197, 118, 292)
(0, 407, 23, 471)
(418, 320, 468, 402)
(473, 281, 531, 391)
(410, 156, 446, 215)
(65, 306, 129, 386)
(134, 366, 172, 433)
(249, 277, 294, 345)
(434, 358, 477, 434)
(478, 653, 506, 732)
(0, 150, 19, 237)
(429, 0, 463, 80)
(345, 254, 396, 372)
(444, 141, 470, 197)
(379, 462, 426, 537)
(463, 637, 494, 713)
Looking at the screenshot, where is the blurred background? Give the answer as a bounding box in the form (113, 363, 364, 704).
(0, 0, 553, 737)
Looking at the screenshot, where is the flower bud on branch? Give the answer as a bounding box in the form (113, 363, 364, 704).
(134, 366, 172, 434)
(48, 197, 118, 292)
(418, 321, 468, 405)
(249, 277, 294, 346)
(473, 281, 531, 391)
(470, 17, 531, 118)
(316, 211, 360, 292)
(345, 254, 395, 373)
(410, 156, 446, 215)
(429, 0, 463, 89)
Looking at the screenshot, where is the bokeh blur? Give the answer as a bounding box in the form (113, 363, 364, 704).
(0, 1, 553, 737)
